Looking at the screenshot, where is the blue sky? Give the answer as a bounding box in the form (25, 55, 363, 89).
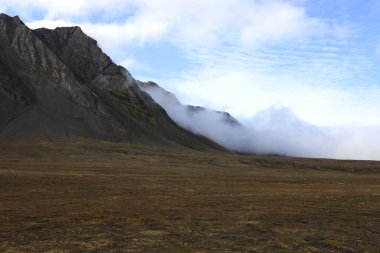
(2, 0, 380, 127)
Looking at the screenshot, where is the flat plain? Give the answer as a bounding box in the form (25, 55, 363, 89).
(0, 141, 379, 252)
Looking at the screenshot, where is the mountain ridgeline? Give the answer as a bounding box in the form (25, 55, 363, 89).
(0, 13, 231, 151)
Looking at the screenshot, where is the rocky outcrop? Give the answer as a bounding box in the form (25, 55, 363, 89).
(0, 13, 224, 151)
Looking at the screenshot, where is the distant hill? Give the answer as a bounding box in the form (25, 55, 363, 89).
(0, 13, 226, 151)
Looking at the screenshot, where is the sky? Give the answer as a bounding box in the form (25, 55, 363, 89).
(1, 0, 380, 159)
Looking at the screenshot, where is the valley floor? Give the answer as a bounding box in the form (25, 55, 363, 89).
(0, 141, 379, 252)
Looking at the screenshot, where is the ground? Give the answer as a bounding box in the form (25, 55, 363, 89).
(0, 141, 379, 252)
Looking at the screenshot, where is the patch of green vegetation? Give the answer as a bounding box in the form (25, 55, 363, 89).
(104, 88, 168, 133)
(147, 116, 157, 126)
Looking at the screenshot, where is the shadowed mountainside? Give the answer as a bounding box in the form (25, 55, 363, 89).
(0, 13, 224, 151)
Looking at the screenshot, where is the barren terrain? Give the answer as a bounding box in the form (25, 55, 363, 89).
(0, 141, 379, 252)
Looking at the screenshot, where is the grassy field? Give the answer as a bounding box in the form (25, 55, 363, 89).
(0, 141, 379, 252)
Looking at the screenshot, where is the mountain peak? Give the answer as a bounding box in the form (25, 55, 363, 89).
(0, 13, 23, 23)
(0, 13, 26, 39)
(34, 25, 115, 84)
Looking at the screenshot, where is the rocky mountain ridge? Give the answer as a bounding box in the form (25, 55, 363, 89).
(0, 13, 226, 151)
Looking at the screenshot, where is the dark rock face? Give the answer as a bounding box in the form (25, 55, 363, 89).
(0, 13, 223, 150)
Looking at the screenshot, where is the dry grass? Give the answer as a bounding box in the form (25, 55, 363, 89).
(0, 141, 379, 252)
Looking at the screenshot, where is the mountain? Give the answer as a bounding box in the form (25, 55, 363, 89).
(0, 13, 225, 151)
(139, 81, 241, 127)
(138, 81, 248, 151)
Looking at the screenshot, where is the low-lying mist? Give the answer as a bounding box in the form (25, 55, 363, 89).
(140, 83, 380, 161)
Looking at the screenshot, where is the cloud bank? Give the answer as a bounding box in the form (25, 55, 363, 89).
(159, 65, 380, 127)
(141, 83, 380, 161)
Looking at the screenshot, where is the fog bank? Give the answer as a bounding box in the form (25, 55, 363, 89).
(141, 83, 380, 161)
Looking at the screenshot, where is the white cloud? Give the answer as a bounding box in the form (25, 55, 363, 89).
(158, 64, 380, 127)
(239, 1, 327, 47)
(21, 0, 342, 75)
(27, 19, 75, 29)
(12, 0, 337, 49)
(119, 56, 136, 69)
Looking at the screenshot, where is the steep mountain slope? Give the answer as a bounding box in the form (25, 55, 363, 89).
(139, 81, 248, 151)
(0, 13, 223, 150)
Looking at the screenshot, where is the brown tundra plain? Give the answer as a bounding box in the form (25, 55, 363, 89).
(0, 141, 379, 252)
